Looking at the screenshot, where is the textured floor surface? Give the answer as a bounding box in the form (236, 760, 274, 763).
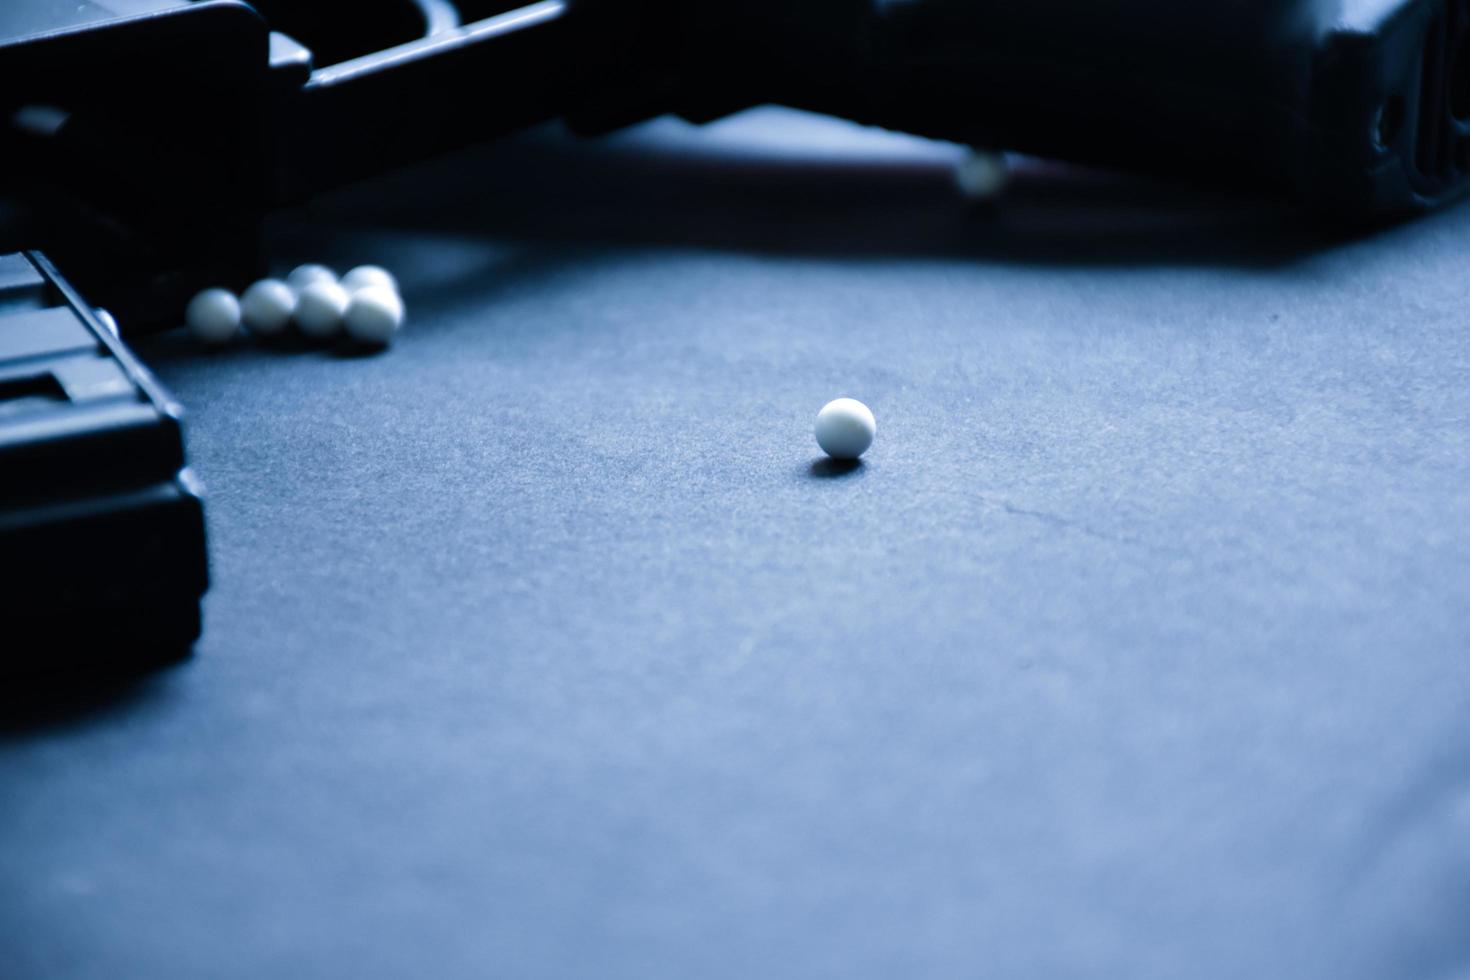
(3, 108, 1469, 978)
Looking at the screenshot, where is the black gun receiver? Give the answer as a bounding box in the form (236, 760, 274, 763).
(2, 0, 1468, 668)
(0, 251, 206, 668)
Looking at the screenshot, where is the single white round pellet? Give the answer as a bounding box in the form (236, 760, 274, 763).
(954, 148, 1010, 201)
(343, 285, 404, 345)
(293, 279, 350, 339)
(94, 308, 119, 337)
(341, 265, 398, 296)
(239, 278, 297, 336)
(185, 288, 241, 344)
(286, 263, 337, 292)
(814, 397, 876, 460)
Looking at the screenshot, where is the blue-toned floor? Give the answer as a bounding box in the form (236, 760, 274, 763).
(3, 108, 1468, 978)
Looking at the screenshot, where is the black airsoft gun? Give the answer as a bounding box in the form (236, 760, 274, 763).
(3, 0, 1467, 666)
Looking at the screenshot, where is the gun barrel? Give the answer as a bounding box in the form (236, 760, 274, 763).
(274, 1, 580, 202)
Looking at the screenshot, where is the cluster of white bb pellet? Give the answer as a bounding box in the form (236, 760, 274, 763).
(185, 264, 404, 348)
